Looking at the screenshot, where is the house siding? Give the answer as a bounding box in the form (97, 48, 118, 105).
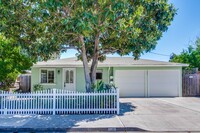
(31, 67, 110, 92)
(76, 67, 109, 92)
(31, 66, 182, 96)
(31, 67, 63, 91)
(76, 67, 85, 92)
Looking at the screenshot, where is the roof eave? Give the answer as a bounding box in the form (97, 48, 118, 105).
(32, 64, 189, 68)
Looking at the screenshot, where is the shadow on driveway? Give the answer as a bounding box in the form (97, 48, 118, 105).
(120, 102, 136, 115)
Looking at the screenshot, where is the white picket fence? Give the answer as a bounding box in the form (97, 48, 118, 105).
(0, 89, 119, 115)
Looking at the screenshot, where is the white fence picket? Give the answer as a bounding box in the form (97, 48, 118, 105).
(0, 89, 119, 115)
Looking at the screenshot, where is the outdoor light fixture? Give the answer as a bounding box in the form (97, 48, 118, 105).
(57, 70, 60, 74)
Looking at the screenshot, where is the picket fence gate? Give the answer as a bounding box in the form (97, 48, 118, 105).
(0, 89, 119, 115)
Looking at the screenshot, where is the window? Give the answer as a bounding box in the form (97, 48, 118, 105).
(41, 69, 55, 83)
(90, 70, 103, 80)
(96, 70, 103, 80)
(41, 70, 47, 83)
(48, 71, 54, 83)
(65, 70, 74, 83)
(96, 72, 102, 80)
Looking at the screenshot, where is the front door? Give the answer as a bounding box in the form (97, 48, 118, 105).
(63, 68, 76, 91)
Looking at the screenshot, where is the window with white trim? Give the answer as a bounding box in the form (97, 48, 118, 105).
(40, 69, 55, 83)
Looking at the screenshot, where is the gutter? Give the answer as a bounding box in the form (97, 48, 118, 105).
(32, 64, 189, 68)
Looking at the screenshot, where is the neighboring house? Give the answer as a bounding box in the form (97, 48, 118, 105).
(31, 57, 188, 97)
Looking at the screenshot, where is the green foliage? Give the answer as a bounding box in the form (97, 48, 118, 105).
(96, 80, 104, 92)
(33, 84, 44, 92)
(0, 0, 176, 91)
(0, 70, 19, 91)
(0, 35, 33, 90)
(95, 80, 116, 92)
(0, 0, 176, 60)
(170, 37, 200, 70)
(91, 82, 96, 90)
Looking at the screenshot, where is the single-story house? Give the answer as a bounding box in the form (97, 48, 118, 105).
(31, 57, 188, 97)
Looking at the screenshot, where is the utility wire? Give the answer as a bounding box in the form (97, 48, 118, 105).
(149, 52, 170, 57)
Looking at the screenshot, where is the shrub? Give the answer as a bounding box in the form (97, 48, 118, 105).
(95, 80, 116, 92)
(0, 71, 19, 91)
(33, 84, 44, 92)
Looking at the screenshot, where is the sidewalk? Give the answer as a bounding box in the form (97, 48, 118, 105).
(0, 114, 146, 132)
(1, 98, 200, 132)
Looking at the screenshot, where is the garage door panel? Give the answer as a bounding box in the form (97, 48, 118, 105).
(148, 70, 180, 97)
(115, 69, 180, 97)
(115, 70, 145, 97)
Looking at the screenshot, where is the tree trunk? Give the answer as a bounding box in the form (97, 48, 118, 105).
(90, 32, 100, 86)
(79, 35, 91, 92)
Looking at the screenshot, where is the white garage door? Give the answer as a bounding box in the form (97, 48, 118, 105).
(115, 70, 145, 97)
(148, 70, 180, 97)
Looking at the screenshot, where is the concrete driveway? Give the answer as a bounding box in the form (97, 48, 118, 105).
(0, 97, 200, 132)
(119, 97, 200, 132)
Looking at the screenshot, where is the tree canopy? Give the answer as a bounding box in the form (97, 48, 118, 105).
(0, 35, 33, 90)
(0, 0, 176, 92)
(170, 37, 200, 70)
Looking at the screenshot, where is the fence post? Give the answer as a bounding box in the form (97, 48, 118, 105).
(197, 74, 200, 95)
(4, 108, 7, 115)
(3, 92, 8, 115)
(117, 89, 120, 115)
(53, 89, 56, 115)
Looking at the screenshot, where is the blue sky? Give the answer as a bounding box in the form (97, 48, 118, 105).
(61, 0, 200, 61)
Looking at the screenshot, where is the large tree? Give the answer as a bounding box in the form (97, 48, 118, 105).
(0, 35, 33, 90)
(0, 0, 176, 92)
(170, 37, 200, 70)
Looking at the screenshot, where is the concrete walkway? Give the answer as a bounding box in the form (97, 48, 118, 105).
(0, 97, 200, 132)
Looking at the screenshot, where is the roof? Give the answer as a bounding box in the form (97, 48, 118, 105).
(33, 57, 188, 68)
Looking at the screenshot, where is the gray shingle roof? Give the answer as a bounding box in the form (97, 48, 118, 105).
(33, 57, 188, 68)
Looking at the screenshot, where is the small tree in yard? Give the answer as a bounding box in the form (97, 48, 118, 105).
(0, 35, 33, 90)
(0, 0, 176, 92)
(170, 37, 200, 70)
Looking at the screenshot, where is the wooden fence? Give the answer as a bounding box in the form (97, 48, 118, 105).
(19, 74, 31, 92)
(182, 73, 200, 96)
(0, 89, 119, 115)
